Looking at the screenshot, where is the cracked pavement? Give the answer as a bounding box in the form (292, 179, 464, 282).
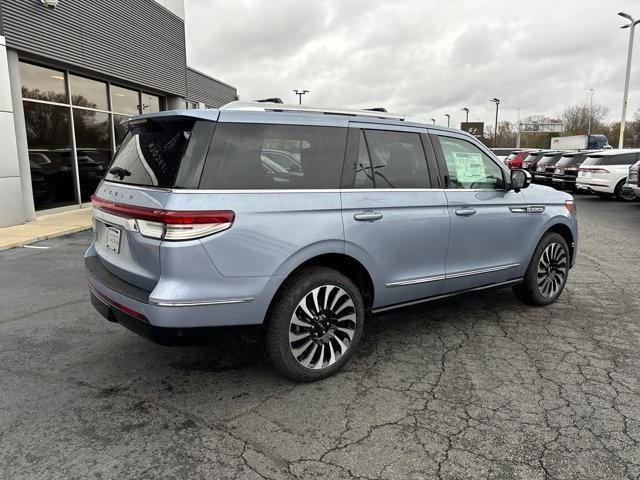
(1, 194, 639, 479)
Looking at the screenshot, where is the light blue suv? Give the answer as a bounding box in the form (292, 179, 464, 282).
(86, 102, 578, 381)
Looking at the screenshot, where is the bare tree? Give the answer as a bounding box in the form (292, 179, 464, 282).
(562, 102, 608, 136)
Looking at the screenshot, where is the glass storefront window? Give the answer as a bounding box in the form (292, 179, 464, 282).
(110, 85, 140, 115)
(18, 60, 171, 210)
(69, 74, 108, 111)
(23, 102, 76, 210)
(141, 93, 160, 113)
(73, 110, 113, 201)
(113, 115, 130, 147)
(19, 62, 67, 103)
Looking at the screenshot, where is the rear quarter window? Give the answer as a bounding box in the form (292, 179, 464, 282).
(200, 123, 347, 189)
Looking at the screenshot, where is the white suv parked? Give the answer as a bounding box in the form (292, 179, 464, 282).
(576, 149, 640, 201)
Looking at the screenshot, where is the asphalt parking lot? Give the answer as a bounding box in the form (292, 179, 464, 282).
(1, 194, 639, 480)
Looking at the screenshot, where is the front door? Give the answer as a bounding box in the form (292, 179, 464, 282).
(430, 133, 527, 293)
(341, 125, 450, 309)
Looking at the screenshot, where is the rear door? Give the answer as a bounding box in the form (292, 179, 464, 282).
(430, 132, 527, 293)
(92, 116, 215, 290)
(341, 123, 450, 308)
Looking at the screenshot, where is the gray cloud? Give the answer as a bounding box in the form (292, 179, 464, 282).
(186, 0, 640, 128)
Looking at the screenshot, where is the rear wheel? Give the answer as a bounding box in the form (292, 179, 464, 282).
(614, 179, 636, 202)
(264, 267, 365, 382)
(513, 232, 570, 306)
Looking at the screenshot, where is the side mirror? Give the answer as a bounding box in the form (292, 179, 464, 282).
(510, 169, 531, 192)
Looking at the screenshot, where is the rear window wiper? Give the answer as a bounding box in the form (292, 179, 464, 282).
(109, 167, 131, 180)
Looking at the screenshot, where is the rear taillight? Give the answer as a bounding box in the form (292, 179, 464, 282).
(91, 195, 234, 241)
(579, 167, 610, 174)
(565, 200, 576, 215)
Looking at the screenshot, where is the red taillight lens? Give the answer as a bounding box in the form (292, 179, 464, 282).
(91, 195, 234, 241)
(565, 200, 576, 215)
(579, 167, 610, 174)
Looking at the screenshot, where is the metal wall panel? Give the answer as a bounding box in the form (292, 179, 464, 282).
(186, 67, 237, 107)
(0, 0, 187, 96)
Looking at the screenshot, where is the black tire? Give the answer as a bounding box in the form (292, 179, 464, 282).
(513, 232, 570, 306)
(264, 267, 365, 382)
(614, 179, 636, 202)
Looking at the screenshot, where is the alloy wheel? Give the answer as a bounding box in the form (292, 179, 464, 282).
(537, 243, 568, 298)
(289, 285, 356, 370)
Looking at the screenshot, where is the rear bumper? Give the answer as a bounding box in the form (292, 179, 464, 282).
(85, 247, 280, 330)
(90, 291, 260, 346)
(575, 179, 615, 194)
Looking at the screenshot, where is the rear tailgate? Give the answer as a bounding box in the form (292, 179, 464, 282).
(90, 114, 216, 291)
(92, 183, 169, 291)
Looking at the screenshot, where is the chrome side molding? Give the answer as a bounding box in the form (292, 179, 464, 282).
(385, 263, 519, 288)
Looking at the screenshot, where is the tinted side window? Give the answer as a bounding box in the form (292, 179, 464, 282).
(200, 123, 347, 189)
(436, 136, 505, 189)
(600, 153, 638, 166)
(363, 130, 430, 189)
(354, 132, 374, 188)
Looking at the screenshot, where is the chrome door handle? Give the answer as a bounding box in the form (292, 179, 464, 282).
(354, 211, 383, 222)
(455, 207, 477, 216)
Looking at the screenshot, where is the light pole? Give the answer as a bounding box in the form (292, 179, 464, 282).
(293, 89, 309, 105)
(490, 98, 500, 147)
(430, 118, 436, 125)
(462, 107, 469, 123)
(444, 114, 450, 127)
(618, 12, 640, 148)
(588, 88, 594, 135)
(516, 107, 522, 148)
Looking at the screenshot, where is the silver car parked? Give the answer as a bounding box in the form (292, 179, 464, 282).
(86, 102, 578, 381)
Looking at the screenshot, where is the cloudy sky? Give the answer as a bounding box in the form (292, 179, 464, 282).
(185, 0, 640, 128)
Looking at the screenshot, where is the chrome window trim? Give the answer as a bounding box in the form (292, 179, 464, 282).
(149, 298, 254, 307)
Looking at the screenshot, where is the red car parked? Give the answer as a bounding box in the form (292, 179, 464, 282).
(506, 150, 535, 170)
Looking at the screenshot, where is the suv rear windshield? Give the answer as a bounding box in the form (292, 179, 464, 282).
(105, 119, 195, 188)
(582, 153, 638, 166)
(200, 123, 347, 189)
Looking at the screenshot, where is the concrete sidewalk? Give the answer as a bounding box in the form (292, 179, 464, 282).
(0, 208, 92, 251)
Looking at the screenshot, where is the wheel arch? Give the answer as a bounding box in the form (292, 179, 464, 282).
(265, 252, 376, 327)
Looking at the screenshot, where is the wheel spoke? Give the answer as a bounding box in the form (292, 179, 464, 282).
(336, 327, 354, 341)
(311, 287, 322, 315)
(328, 341, 336, 365)
(289, 331, 310, 342)
(291, 339, 313, 358)
(334, 299, 354, 316)
(330, 332, 348, 355)
(291, 314, 311, 328)
(300, 343, 318, 368)
(329, 288, 346, 311)
(313, 345, 325, 369)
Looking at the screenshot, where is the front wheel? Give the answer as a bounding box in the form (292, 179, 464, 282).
(264, 267, 365, 382)
(513, 232, 570, 306)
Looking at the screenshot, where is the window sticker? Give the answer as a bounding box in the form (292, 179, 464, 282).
(450, 151, 486, 183)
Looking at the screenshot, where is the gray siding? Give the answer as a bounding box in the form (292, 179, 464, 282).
(0, 0, 187, 96)
(187, 67, 237, 107)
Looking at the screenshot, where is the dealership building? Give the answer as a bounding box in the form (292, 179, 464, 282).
(0, 0, 237, 227)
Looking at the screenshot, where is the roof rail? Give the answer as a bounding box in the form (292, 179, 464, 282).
(220, 101, 405, 121)
(255, 97, 283, 103)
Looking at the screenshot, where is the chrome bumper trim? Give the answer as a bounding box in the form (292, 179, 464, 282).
(148, 298, 254, 307)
